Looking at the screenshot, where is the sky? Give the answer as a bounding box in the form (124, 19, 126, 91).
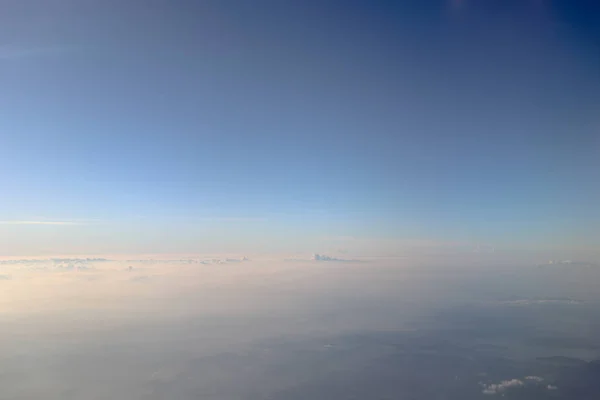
(0, 0, 598, 258)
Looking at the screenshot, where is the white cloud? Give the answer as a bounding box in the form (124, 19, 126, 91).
(540, 260, 599, 268)
(502, 298, 582, 306)
(312, 254, 337, 261)
(481, 379, 524, 395)
(311, 253, 357, 262)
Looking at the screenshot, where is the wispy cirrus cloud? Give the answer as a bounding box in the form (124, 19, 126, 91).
(196, 217, 266, 222)
(0, 221, 84, 226)
(0, 216, 262, 225)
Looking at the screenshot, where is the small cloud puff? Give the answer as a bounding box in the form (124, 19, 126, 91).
(481, 379, 524, 395)
(312, 254, 358, 262)
(481, 376, 556, 395)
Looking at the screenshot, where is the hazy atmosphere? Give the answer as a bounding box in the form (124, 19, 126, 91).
(1, 1, 599, 399)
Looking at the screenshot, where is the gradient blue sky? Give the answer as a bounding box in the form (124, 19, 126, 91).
(0, 0, 598, 257)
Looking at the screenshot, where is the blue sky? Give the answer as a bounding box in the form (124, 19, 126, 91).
(0, 1, 598, 257)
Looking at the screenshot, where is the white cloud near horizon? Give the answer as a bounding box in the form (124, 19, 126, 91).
(311, 253, 357, 262)
(481, 379, 524, 395)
